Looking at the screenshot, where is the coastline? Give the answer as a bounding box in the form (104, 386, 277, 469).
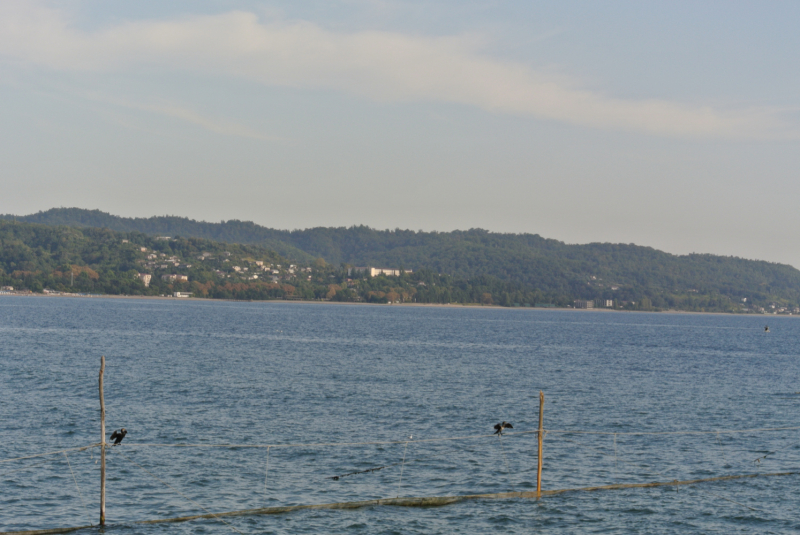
(0, 292, 791, 316)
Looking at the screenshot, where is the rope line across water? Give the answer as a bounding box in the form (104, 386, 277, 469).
(546, 425, 800, 436)
(0, 444, 99, 465)
(4, 471, 793, 535)
(114, 449, 245, 535)
(62, 452, 92, 528)
(2, 424, 799, 466)
(119, 430, 537, 450)
(99, 424, 800, 451)
(554, 430, 777, 516)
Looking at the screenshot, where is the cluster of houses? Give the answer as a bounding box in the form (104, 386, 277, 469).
(141, 251, 192, 271)
(220, 261, 312, 283)
(132, 242, 320, 287)
(132, 258, 416, 294)
(749, 303, 800, 315)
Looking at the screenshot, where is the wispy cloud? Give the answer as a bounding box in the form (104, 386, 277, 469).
(38, 88, 281, 141)
(0, 2, 794, 139)
(107, 98, 280, 141)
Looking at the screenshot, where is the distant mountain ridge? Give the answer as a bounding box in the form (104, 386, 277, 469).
(4, 207, 799, 308)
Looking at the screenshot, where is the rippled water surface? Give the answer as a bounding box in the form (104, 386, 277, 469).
(2, 297, 800, 533)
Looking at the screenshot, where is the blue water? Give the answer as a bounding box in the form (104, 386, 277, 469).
(1, 297, 800, 533)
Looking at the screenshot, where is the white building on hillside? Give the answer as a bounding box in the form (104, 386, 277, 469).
(348, 267, 413, 277)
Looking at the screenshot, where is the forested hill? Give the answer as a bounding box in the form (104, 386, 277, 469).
(4, 207, 800, 310)
(2, 208, 317, 262)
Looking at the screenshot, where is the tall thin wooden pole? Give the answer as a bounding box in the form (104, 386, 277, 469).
(536, 390, 544, 497)
(99, 356, 106, 526)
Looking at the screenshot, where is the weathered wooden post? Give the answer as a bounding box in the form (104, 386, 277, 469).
(536, 390, 544, 497)
(99, 356, 106, 525)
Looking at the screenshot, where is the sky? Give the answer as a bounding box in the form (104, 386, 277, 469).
(1, 1, 799, 266)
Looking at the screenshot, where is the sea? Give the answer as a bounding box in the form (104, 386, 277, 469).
(1, 296, 799, 534)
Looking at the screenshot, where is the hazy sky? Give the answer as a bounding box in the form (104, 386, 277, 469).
(2, 1, 799, 266)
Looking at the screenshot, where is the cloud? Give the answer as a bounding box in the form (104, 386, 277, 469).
(104, 97, 281, 141)
(0, 2, 793, 139)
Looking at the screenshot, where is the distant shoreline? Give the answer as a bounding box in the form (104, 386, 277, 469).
(0, 292, 793, 317)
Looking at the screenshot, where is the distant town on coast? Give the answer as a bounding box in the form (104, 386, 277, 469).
(1, 208, 799, 314)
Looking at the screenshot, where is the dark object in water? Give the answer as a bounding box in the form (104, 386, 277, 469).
(765, 326, 770, 332)
(329, 465, 388, 480)
(494, 422, 513, 435)
(110, 428, 127, 445)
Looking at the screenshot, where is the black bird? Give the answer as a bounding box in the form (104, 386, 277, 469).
(765, 326, 770, 332)
(494, 422, 513, 435)
(110, 428, 127, 446)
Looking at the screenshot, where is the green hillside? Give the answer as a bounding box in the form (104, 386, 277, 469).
(0, 221, 555, 306)
(3, 208, 799, 312)
(3, 208, 316, 263)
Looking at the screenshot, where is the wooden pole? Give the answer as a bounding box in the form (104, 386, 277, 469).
(536, 390, 544, 497)
(99, 356, 106, 526)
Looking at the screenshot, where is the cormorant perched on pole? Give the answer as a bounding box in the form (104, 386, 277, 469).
(494, 422, 513, 435)
(110, 428, 127, 445)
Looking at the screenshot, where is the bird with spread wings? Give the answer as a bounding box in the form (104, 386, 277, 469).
(109, 428, 127, 445)
(494, 422, 513, 435)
